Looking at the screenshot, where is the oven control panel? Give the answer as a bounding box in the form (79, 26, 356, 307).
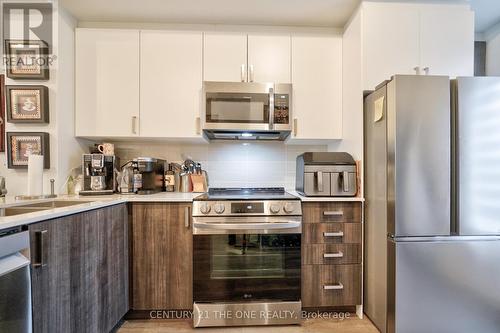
(192, 200, 302, 216)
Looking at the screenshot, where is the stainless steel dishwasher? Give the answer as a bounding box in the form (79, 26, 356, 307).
(0, 227, 32, 333)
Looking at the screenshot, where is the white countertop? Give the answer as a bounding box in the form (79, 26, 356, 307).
(0, 191, 363, 231)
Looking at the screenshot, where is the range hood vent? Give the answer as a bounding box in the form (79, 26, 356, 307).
(204, 130, 291, 141)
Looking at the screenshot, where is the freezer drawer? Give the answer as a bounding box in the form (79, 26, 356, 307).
(388, 238, 500, 333)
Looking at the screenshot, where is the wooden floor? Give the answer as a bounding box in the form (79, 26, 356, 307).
(118, 317, 380, 333)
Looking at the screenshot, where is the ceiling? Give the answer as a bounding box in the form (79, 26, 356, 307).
(61, 0, 500, 33)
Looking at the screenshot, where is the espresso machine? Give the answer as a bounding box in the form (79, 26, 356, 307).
(80, 154, 119, 195)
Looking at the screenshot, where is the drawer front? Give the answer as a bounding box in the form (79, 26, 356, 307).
(302, 244, 361, 265)
(303, 202, 361, 223)
(304, 172, 331, 196)
(302, 264, 361, 307)
(303, 223, 361, 244)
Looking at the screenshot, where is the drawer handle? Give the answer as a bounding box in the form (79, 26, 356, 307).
(323, 251, 344, 258)
(323, 211, 343, 216)
(324, 231, 344, 237)
(324, 283, 344, 290)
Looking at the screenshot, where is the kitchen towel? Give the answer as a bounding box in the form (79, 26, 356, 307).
(28, 154, 44, 196)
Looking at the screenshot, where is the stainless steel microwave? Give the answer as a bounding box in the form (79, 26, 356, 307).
(202, 81, 292, 140)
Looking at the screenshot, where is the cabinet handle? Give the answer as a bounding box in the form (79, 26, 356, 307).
(196, 117, 201, 135)
(324, 231, 344, 237)
(185, 206, 190, 228)
(316, 171, 323, 192)
(324, 283, 344, 290)
(324, 251, 344, 258)
(293, 118, 298, 137)
(33, 230, 47, 268)
(413, 66, 420, 75)
(323, 210, 344, 216)
(249, 65, 254, 82)
(241, 64, 246, 82)
(132, 116, 138, 134)
(423, 67, 429, 75)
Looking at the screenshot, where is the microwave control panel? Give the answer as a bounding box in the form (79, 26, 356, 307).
(274, 94, 289, 124)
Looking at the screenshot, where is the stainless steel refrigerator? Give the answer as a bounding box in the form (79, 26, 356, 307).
(364, 75, 500, 333)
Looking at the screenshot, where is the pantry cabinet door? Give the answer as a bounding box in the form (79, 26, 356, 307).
(204, 32, 248, 82)
(290, 35, 342, 141)
(75, 29, 140, 137)
(362, 2, 420, 91)
(140, 31, 203, 138)
(419, 5, 474, 77)
(248, 34, 291, 83)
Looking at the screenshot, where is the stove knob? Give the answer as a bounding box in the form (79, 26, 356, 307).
(200, 203, 211, 214)
(270, 203, 281, 214)
(214, 203, 225, 214)
(283, 202, 296, 214)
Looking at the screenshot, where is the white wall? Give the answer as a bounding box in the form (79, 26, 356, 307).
(56, 7, 89, 192)
(114, 141, 328, 189)
(0, 2, 88, 196)
(486, 32, 500, 76)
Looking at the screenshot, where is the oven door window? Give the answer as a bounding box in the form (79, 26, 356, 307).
(206, 93, 270, 124)
(193, 234, 301, 302)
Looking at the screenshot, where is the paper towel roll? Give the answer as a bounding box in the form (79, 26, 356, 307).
(28, 154, 44, 196)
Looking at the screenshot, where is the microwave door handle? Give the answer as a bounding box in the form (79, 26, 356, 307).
(269, 87, 274, 130)
(317, 171, 323, 192)
(342, 171, 349, 192)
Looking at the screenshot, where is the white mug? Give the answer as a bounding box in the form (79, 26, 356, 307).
(98, 143, 114, 155)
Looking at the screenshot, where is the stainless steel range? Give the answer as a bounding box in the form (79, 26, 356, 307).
(192, 188, 302, 328)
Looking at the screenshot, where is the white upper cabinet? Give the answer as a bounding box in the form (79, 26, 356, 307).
(203, 32, 247, 82)
(419, 5, 474, 77)
(359, 2, 474, 91)
(75, 29, 140, 137)
(248, 34, 291, 83)
(290, 35, 342, 141)
(362, 3, 420, 91)
(140, 31, 203, 138)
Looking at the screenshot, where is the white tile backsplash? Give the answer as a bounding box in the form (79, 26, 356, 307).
(114, 141, 327, 189)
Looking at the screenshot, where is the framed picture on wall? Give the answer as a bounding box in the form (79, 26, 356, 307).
(0, 75, 5, 152)
(6, 85, 49, 123)
(6, 132, 50, 169)
(4, 40, 50, 80)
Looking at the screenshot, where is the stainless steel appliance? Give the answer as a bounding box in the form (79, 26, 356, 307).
(364, 75, 500, 333)
(0, 227, 32, 333)
(295, 152, 357, 197)
(133, 157, 166, 195)
(80, 154, 119, 195)
(202, 82, 292, 140)
(192, 188, 302, 327)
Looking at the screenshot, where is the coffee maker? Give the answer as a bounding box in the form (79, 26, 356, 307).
(134, 157, 166, 195)
(81, 154, 119, 195)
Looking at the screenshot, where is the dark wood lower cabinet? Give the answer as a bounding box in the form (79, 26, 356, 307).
(29, 204, 129, 333)
(301, 202, 363, 309)
(130, 203, 192, 310)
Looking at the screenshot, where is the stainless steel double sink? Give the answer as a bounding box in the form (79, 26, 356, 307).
(0, 200, 93, 217)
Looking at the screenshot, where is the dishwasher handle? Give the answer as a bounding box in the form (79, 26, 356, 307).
(32, 230, 47, 268)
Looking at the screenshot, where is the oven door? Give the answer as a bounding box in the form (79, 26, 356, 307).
(193, 216, 301, 303)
